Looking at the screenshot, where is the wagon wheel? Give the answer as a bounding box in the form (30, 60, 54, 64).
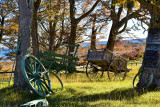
(86, 62, 103, 81)
(107, 58, 127, 81)
(21, 54, 63, 97)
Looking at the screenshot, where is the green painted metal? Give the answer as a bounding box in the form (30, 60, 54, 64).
(21, 54, 63, 97)
(21, 54, 52, 97)
(39, 44, 80, 73)
(133, 68, 153, 89)
(49, 71, 63, 90)
(20, 99, 48, 107)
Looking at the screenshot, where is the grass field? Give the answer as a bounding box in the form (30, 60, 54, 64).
(0, 64, 160, 107)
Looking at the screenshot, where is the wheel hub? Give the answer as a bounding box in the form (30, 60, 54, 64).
(34, 72, 42, 79)
(93, 66, 98, 73)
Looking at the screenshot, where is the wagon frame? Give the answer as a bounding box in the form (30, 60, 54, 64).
(38, 44, 80, 74)
(85, 49, 130, 81)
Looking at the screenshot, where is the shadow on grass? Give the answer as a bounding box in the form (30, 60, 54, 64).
(48, 88, 137, 101)
(1, 86, 159, 106)
(0, 86, 43, 106)
(47, 87, 158, 106)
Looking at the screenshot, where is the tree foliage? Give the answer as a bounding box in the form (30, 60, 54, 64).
(0, 0, 151, 60)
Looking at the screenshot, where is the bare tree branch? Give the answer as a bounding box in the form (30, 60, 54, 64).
(76, 0, 101, 23)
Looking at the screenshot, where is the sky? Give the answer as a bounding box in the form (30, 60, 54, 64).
(85, 19, 148, 42)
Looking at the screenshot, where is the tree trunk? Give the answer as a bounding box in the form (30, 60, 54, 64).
(14, 0, 34, 89)
(68, 22, 77, 73)
(137, 17, 160, 88)
(68, 0, 100, 53)
(0, 16, 5, 42)
(106, 27, 117, 52)
(68, 22, 77, 54)
(91, 14, 96, 49)
(68, 0, 100, 73)
(49, 22, 57, 52)
(91, 30, 96, 49)
(31, 0, 41, 56)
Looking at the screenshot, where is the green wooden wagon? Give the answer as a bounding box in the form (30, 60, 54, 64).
(85, 49, 131, 81)
(38, 45, 80, 73)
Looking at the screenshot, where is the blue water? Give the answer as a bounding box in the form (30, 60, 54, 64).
(0, 48, 11, 62)
(81, 38, 146, 47)
(0, 48, 9, 58)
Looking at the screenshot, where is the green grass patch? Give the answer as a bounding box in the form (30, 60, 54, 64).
(1, 64, 160, 107)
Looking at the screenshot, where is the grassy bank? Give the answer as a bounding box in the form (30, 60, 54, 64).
(1, 65, 160, 107)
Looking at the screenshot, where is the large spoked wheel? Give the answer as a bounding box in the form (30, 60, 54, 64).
(21, 54, 52, 97)
(107, 58, 127, 81)
(86, 62, 103, 81)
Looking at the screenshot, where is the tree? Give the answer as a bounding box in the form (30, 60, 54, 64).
(14, 0, 34, 89)
(31, 0, 41, 56)
(136, 0, 160, 88)
(0, 0, 18, 43)
(83, 9, 109, 49)
(91, 14, 97, 49)
(68, 0, 101, 54)
(102, 0, 148, 52)
(38, 0, 69, 52)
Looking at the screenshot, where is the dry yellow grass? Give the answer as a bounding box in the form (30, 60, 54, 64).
(0, 61, 14, 72)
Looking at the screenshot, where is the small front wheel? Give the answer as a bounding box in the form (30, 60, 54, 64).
(86, 62, 103, 81)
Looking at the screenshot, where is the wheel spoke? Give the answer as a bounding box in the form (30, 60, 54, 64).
(37, 81, 41, 93)
(109, 66, 115, 72)
(36, 64, 41, 72)
(39, 81, 46, 96)
(41, 76, 50, 86)
(34, 79, 37, 88)
(26, 59, 31, 67)
(25, 60, 33, 70)
(27, 72, 33, 77)
(29, 57, 34, 72)
(40, 81, 49, 92)
(29, 77, 35, 82)
(118, 74, 121, 80)
(40, 79, 51, 91)
(97, 72, 101, 76)
(110, 73, 115, 78)
(113, 75, 116, 80)
(34, 59, 37, 71)
(111, 74, 115, 79)
(25, 65, 33, 74)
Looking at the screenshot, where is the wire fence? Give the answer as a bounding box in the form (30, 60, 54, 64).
(128, 62, 142, 66)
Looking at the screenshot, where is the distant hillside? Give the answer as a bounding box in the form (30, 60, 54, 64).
(81, 38, 146, 47)
(0, 38, 146, 59)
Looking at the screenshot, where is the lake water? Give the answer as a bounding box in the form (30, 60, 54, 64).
(0, 48, 10, 62)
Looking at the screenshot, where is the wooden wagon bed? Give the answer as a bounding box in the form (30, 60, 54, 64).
(85, 49, 130, 81)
